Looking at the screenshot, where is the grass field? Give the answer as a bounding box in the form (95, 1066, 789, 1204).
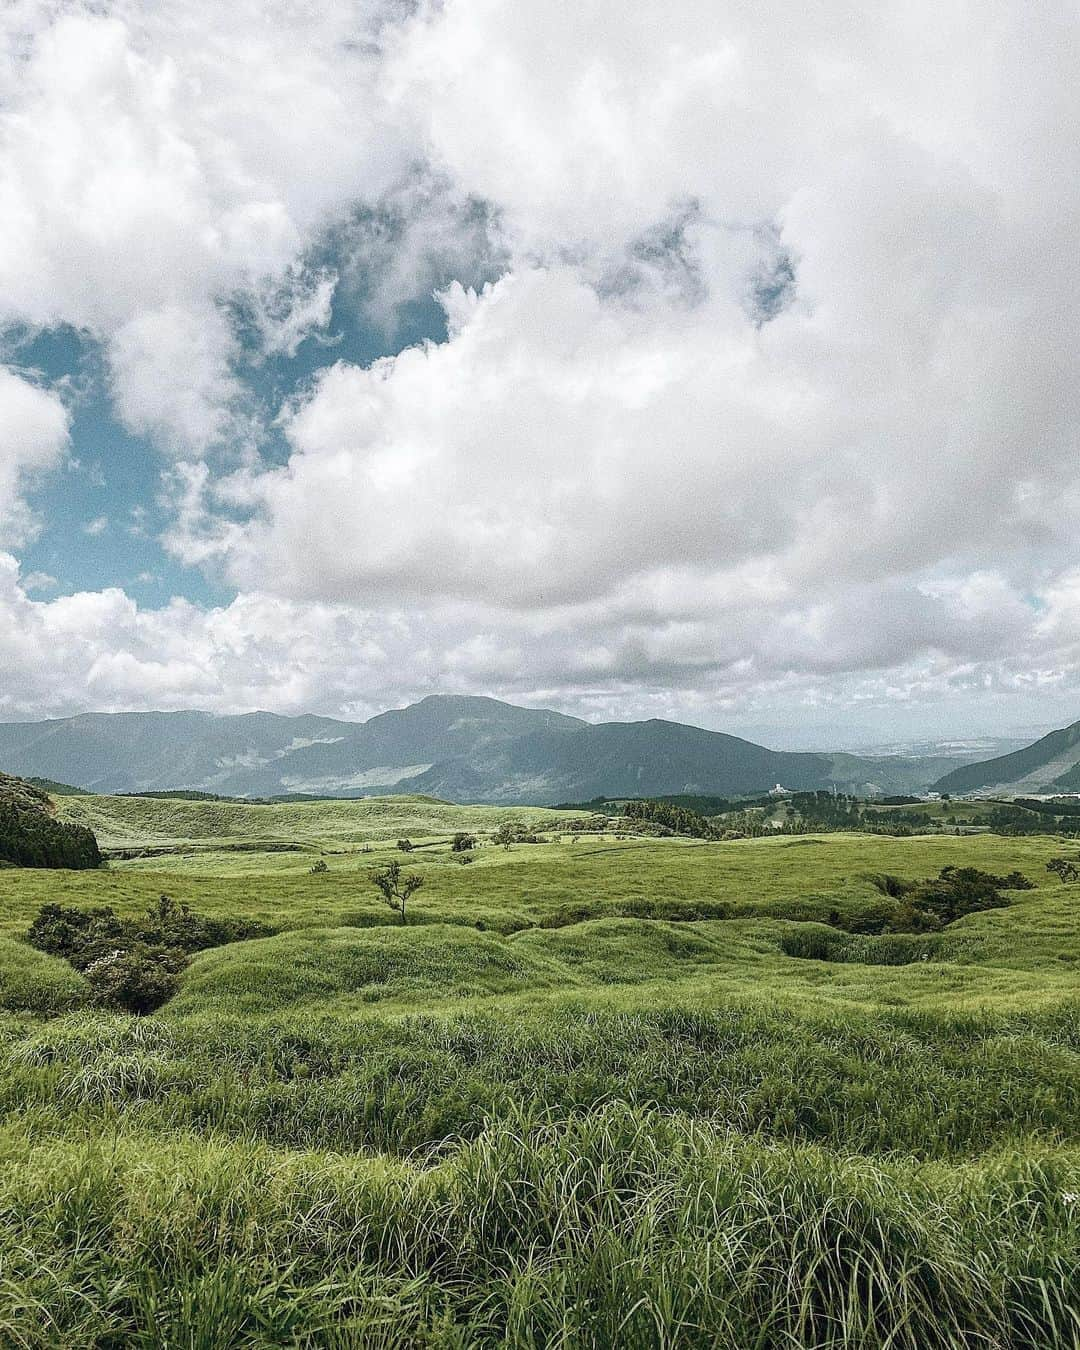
(0, 794, 1078, 1346)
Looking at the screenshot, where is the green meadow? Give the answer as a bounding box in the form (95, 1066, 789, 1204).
(0, 794, 1077, 1346)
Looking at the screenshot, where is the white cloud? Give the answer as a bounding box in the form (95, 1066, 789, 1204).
(108, 306, 243, 455)
(21, 570, 56, 592)
(0, 365, 69, 546)
(0, 1, 413, 450)
(0, 554, 1076, 743)
(3, 0, 1080, 735)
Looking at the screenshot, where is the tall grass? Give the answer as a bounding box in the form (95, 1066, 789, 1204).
(4, 1000, 1078, 1159)
(0, 1106, 1075, 1348)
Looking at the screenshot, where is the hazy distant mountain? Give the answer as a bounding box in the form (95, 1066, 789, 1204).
(0, 695, 978, 803)
(933, 719, 1080, 795)
(0, 698, 583, 797)
(401, 719, 975, 804)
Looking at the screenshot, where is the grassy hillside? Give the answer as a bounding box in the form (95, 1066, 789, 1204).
(54, 791, 575, 853)
(0, 797, 1078, 1345)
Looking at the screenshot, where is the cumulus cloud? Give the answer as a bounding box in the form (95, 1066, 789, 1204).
(0, 1, 413, 449)
(0, 366, 69, 546)
(2, 0, 1080, 733)
(0, 551, 1076, 741)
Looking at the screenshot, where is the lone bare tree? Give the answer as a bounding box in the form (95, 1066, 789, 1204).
(370, 859, 424, 924)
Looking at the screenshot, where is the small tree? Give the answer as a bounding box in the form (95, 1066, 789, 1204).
(451, 832, 476, 852)
(493, 821, 520, 851)
(309, 859, 328, 874)
(396, 838, 414, 853)
(1047, 857, 1079, 883)
(371, 860, 424, 924)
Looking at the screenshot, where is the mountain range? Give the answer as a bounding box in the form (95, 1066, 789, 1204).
(0, 695, 991, 804)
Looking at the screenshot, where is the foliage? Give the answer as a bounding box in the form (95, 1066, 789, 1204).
(623, 797, 718, 838)
(83, 944, 185, 1014)
(309, 859, 329, 874)
(492, 821, 521, 849)
(396, 838, 414, 852)
(863, 865, 1027, 932)
(370, 860, 424, 924)
(0, 773, 101, 869)
(25, 894, 273, 1013)
(1047, 857, 1079, 883)
(451, 831, 476, 852)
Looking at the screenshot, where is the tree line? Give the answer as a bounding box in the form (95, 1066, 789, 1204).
(0, 774, 101, 869)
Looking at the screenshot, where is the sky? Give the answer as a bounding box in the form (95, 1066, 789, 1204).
(1, 0, 1079, 749)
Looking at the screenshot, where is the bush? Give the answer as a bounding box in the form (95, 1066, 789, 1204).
(26, 904, 129, 969)
(861, 867, 1016, 933)
(451, 832, 477, 852)
(309, 859, 329, 874)
(83, 945, 182, 1014)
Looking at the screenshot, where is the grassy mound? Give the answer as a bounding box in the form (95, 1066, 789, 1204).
(170, 924, 567, 1014)
(0, 936, 89, 1015)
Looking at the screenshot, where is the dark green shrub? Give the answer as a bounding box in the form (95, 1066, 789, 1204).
(452, 832, 477, 852)
(136, 894, 274, 952)
(26, 904, 130, 968)
(83, 944, 183, 1014)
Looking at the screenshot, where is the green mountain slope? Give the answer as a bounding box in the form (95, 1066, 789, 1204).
(398, 719, 971, 804)
(933, 719, 1080, 794)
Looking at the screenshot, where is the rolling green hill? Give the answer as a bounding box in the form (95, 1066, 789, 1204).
(53, 791, 573, 854)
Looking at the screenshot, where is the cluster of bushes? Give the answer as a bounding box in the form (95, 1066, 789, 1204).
(26, 895, 274, 1014)
(623, 798, 718, 839)
(976, 801, 1080, 836)
(0, 773, 101, 869)
(855, 866, 1031, 933)
(492, 821, 544, 848)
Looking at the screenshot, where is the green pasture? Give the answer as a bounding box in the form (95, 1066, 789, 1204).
(0, 794, 1077, 1345)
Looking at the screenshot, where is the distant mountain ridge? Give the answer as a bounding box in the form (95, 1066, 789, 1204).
(0, 695, 980, 804)
(933, 718, 1080, 795)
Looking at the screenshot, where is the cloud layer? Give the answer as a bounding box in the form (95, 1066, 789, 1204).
(1, 0, 1079, 736)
